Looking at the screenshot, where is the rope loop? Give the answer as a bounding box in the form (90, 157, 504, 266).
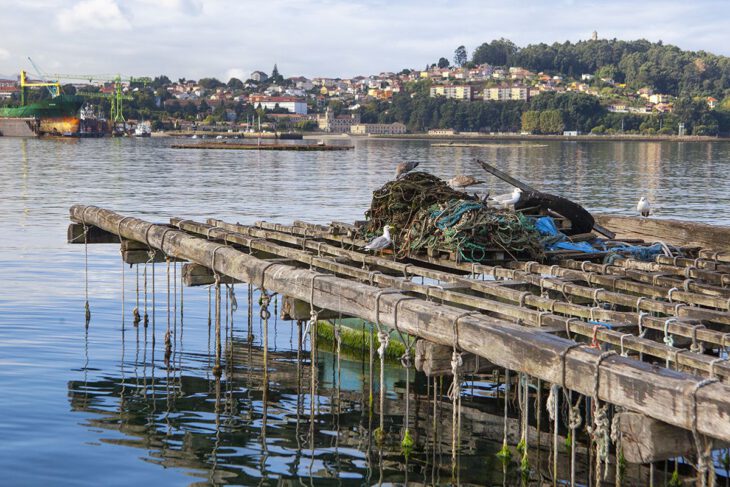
(635, 296, 646, 314)
(663, 318, 677, 347)
(619, 333, 632, 357)
(690, 378, 720, 486)
(592, 350, 617, 400)
(376, 330, 390, 359)
(592, 287, 605, 306)
(560, 342, 584, 389)
(709, 357, 726, 379)
(260, 290, 271, 320)
(637, 311, 648, 338)
(690, 324, 706, 354)
(210, 245, 226, 279)
(667, 287, 679, 303)
(564, 317, 580, 341)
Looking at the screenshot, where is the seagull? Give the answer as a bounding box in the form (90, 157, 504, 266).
(490, 188, 522, 208)
(395, 161, 419, 179)
(637, 197, 651, 217)
(448, 175, 484, 190)
(364, 225, 393, 252)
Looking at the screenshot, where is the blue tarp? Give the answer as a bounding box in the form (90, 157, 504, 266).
(535, 216, 601, 253)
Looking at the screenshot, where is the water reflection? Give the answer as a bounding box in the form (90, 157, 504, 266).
(3, 137, 730, 484)
(70, 326, 546, 486)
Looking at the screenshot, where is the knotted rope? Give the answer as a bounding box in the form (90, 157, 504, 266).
(587, 350, 617, 484)
(690, 378, 719, 487)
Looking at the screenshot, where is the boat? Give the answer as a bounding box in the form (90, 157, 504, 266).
(0, 95, 85, 136)
(133, 121, 151, 138)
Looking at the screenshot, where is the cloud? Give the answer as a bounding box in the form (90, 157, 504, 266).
(0, 48, 9, 60)
(56, 0, 132, 32)
(0, 0, 726, 81)
(224, 68, 249, 82)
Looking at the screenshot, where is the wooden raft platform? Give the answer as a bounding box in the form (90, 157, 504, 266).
(68, 205, 730, 445)
(170, 142, 354, 151)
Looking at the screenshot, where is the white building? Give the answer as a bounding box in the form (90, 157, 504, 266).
(484, 86, 529, 101)
(251, 96, 308, 114)
(350, 122, 407, 135)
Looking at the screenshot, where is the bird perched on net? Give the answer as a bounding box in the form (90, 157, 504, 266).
(448, 175, 484, 190)
(490, 188, 522, 208)
(637, 197, 651, 217)
(395, 161, 419, 179)
(364, 225, 394, 254)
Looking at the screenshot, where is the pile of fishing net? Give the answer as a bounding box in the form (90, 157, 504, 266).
(362, 172, 545, 262)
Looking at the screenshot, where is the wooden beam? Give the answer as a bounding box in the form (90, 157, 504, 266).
(181, 263, 243, 286)
(618, 411, 724, 463)
(280, 296, 348, 321)
(414, 339, 497, 377)
(67, 223, 119, 244)
(595, 214, 730, 249)
(69, 205, 730, 442)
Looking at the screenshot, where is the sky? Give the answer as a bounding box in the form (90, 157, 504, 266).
(0, 0, 728, 82)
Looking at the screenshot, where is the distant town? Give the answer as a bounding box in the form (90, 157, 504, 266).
(2, 36, 729, 137)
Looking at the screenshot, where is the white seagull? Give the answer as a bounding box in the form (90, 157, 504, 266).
(490, 188, 523, 208)
(364, 225, 394, 252)
(637, 197, 651, 217)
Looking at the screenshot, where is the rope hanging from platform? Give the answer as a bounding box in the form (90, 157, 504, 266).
(587, 350, 617, 485)
(164, 258, 172, 367)
(260, 289, 270, 397)
(392, 296, 417, 459)
(518, 373, 530, 481)
(691, 378, 719, 487)
(448, 311, 478, 480)
(83, 223, 91, 326)
(133, 265, 140, 326)
(547, 383, 559, 487)
(117, 217, 132, 328)
(497, 369, 512, 466)
(373, 290, 396, 446)
(568, 392, 583, 487)
(212, 274, 222, 378)
(143, 255, 150, 327)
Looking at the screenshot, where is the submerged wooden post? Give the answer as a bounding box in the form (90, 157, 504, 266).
(68, 205, 730, 443)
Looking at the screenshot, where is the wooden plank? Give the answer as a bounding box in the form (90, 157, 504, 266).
(475, 158, 537, 192)
(67, 223, 119, 244)
(181, 263, 243, 286)
(414, 339, 497, 377)
(595, 214, 730, 249)
(280, 296, 348, 321)
(618, 411, 716, 463)
(69, 205, 730, 442)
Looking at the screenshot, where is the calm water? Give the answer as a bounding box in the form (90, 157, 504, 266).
(1, 137, 729, 486)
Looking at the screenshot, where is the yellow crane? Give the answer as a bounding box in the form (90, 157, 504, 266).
(19, 70, 61, 105)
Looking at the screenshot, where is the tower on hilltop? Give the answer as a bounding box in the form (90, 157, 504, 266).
(592, 30, 598, 41)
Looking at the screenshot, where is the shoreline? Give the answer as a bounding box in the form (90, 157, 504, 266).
(361, 133, 728, 143)
(149, 131, 728, 143)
